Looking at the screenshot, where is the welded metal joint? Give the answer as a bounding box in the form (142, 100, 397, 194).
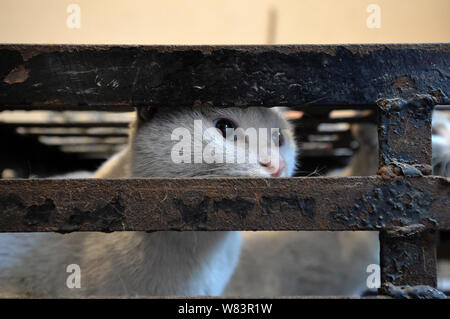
(376, 94, 446, 298)
(381, 282, 447, 299)
(377, 94, 437, 177)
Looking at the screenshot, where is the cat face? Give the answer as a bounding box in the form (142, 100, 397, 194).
(131, 106, 297, 178)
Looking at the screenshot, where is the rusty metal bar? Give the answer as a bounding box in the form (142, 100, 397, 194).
(380, 229, 437, 288)
(377, 94, 435, 174)
(1, 44, 449, 110)
(376, 93, 442, 294)
(0, 176, 447, 233)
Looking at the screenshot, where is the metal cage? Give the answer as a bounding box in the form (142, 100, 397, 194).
(0, 44, 449, 298)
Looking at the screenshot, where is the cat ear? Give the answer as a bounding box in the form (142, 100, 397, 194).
(137, 106, 159, 123)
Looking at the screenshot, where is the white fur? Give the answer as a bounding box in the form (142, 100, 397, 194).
(432, 110, 450, 177)
(0, 106, 296, 297)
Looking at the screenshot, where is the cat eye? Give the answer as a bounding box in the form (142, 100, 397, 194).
(214, 118, 236, 138)
(273, 129, 285, 147)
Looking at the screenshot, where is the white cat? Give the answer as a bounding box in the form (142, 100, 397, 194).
(0, 106, 297, 297)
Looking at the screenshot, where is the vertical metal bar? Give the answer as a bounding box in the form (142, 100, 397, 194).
(380, 229, 437, 287)
(377, 94, 439, 296)
(377, 94, 435, 176)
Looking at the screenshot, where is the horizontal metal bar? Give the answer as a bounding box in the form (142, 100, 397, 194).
(0, 176, 447, 233)
(0, 44, 449, 110)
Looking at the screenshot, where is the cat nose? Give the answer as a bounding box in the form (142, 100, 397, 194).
(259, 159, 286, 177)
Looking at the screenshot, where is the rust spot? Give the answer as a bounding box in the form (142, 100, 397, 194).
(4, 65, 29, 84)
(378, 163, 431, 178)
(17, 45, 61, 61)
(393, 76, 416, 90)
